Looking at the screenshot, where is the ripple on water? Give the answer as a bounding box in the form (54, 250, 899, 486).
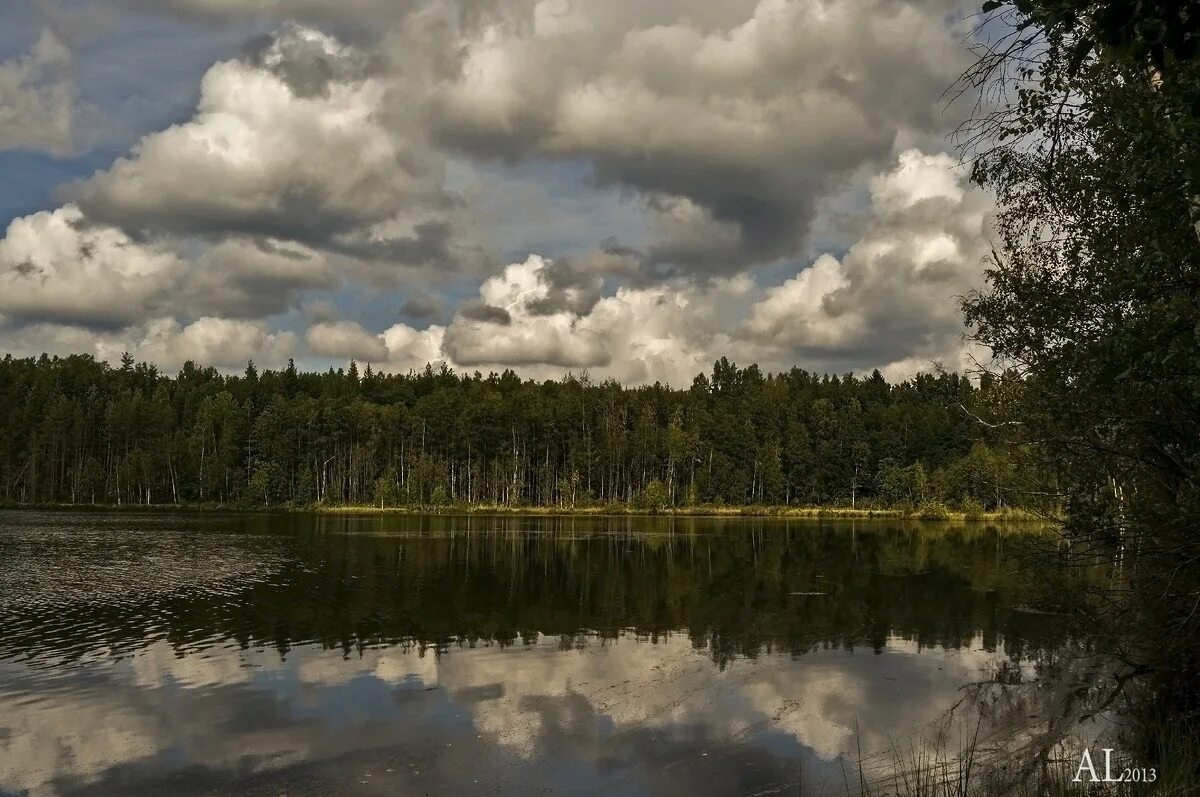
(0, 511, 292, 668)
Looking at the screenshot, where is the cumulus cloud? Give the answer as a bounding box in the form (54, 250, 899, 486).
(442, 256, 613, 369)
(455, 299, 512, 325)
(379, 322, 445, 370)
(126, 316, 296, 369)
(303, 318, 445, 372)
(184, 238, 338, 319)
(401, 290, 444, 321)
(59, 0, 971, 281)
(2, 145, 988, 380)
(0, 29, 74, 155)
(2, 5, 993, 381)
(306, 320, 389, 361)
(0, 23, 478, 370)
(431, 150, 992, 384)
(0, 205, 339, 328)
(427, 0, 973, 276)
(0, 205, 179, 327)
(72, 23, 473, 273)
(1, 316, 295, 370)
(744, 149, 995, 374)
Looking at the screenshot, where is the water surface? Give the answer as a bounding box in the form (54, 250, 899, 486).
(0, 511, 1082, 795)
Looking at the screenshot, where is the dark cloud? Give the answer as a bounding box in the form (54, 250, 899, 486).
(250, 22, 374, 99)
(304, 299, 340, 323)
(522, 257, 603, 316)
(329, 220, 479, 271)
(401, 290, 443, 321)
(12, 259, 39, 277)
(427, 0, 971, 280)
(455, 299, 511, 325)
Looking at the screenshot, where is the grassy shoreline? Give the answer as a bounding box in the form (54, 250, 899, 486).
(317, 503, 1048, 522)
(0, 500, 1047, 523)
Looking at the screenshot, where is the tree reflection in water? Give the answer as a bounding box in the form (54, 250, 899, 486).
(0, 511, 1107, 795)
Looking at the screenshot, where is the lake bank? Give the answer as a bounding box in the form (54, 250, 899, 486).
(315, 502, 1047, 522)
(0, 500, 1048, 523)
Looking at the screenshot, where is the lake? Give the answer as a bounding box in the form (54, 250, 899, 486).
(0, 511, 1099, 795)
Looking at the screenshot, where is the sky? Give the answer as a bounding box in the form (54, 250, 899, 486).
(0, 0, 996, 385)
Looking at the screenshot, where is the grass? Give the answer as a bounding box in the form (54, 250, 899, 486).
(1, 499, 1045, 522)
(842, 714, 1200, 797)
(310, 501, 1044, 522)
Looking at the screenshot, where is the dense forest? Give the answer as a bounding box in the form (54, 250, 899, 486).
(0, 353, 1047, 512)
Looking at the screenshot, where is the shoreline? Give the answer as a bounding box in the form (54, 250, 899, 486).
(0, 501, 1049, 523)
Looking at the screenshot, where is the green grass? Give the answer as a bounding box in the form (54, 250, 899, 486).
(1, 498, 1046, 523)
(310, 501, 1045, 522)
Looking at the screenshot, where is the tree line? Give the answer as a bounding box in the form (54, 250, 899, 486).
(0, 352, 1049, 512)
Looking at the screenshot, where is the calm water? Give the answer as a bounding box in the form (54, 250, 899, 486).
(0, 511, 1089, 796)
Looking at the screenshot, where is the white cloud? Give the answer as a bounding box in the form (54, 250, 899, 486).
(0, 24, 477, 369)
(0, 205, 180, 327)
(70, 23, 476, 277)
(2, 149, 988, 380)
(442, 256, 611, 369)
(306, 320, 388, 361)
(1, 8, 992, 381)
(433, 150, 992, 383)
(0, 205, 337, 328)
(1, 316, 295, 371)
(0, 29, 74, 155)
(76, 26, 428, 242)
(743, 149, 995, 375)
(303, 318, 445, 372)
(435, 254, 747, 384)
(379, 322, 445, 371)
(122, 316, 296, 369)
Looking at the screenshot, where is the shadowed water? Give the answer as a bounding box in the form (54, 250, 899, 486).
(0, 511, 1094, 795)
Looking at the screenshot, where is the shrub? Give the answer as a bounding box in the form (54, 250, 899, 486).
(633, 480, 670, 514)
(916, 500, 952, 520)
(961, 497, 986, 519)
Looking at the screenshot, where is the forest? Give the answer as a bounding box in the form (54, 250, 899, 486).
(0, 352, 1046, 513)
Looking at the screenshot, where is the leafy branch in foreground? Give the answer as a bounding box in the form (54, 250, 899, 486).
(955, 0, 1200, 774)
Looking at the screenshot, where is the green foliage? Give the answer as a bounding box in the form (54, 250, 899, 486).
(374, 469, 399, 508)
(877, 460, 936, 508)
(961, 0, 1200, 756)
(915, 501, 952, 521)
(959, 497, 986, 519)
(633, 479, 670, 513)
